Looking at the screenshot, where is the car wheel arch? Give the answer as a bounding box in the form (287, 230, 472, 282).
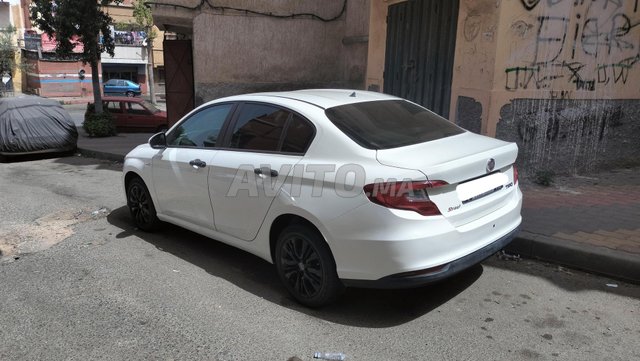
(124, 170, 142, 190)
(269, 214, 335, 264)
(124, 170, 162, 214)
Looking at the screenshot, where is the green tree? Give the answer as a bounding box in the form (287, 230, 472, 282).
(133, 0, 157, 104)
(0, 26, 17, 78)
(30, 0, 122, 113)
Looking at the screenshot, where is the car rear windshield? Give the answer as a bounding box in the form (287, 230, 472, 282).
(142, 100, 161, 113)
(325, 100, 465, 150)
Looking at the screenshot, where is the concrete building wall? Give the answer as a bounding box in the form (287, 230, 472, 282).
(448, 0, 500, 135)
(366, 0, 640, 174)
(24, 56, 96, 97)
(365, 0, 404, 92)
(341, 0, 370, 89)
(187, 0, 368, 104)
(450, 0, 640, 174)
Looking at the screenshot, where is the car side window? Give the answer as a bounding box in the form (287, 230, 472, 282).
(105, 79, 116, 86)
(105, 101, 122, 113)
(281, 114, 314, 154)
(117, 80, 126, 86)
(228, 104, 289, 152)
(126, 102, 148, 115)
(166, 104, 234, 148)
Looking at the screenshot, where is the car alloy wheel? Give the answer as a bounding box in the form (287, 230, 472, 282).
(127, 177, 160, 231)
(275, 225, 343, 307)
(126, 91, 135, 97)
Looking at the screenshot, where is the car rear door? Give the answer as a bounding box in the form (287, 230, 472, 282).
(116, 80, 127, 94)
(151, 103, 236, 229)
(208, 102, 315, 241)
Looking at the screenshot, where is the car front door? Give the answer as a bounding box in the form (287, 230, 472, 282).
(105, 101, 125, 127)
(151, 103, 236, 229)
(209, 103, 315, 241)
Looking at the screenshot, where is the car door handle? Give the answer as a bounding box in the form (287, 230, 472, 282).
(254, 168, 278, 177)
(189, 159, 206, 169)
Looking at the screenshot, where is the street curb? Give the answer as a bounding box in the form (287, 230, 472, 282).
(58, 98, 93, 105)
(506, 230, 640, 284)
(77, 147, 124, 163)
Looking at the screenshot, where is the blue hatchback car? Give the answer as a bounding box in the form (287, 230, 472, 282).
(103, 79, 142, 97)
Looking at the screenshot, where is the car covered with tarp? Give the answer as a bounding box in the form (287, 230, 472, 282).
(0, 96, 77, 157)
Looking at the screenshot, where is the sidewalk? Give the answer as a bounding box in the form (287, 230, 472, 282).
(75, 134, 640, 283)
(76, 129, 153, 162)
(506, 169, 640, 283)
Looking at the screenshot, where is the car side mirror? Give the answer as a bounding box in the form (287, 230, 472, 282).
(149, 132, 167, 149)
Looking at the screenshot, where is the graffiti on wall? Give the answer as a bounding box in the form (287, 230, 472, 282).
(506, 0, 640, 92)
(497, 99, 639, 173)
(505, 55, 639, 90)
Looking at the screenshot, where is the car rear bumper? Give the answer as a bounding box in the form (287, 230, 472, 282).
(341, 226, 519, 289)
(325, 187, 523, 282)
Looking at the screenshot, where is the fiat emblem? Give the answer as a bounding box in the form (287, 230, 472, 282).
(486, 158, 495, 173)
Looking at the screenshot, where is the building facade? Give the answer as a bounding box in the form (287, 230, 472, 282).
(0, 0, 27, 93)
(20, 0, 98, 97)
(104, 0, 165, 97)
(19, 0, 164, 98)
(152, 0, 640, 174)
(151, 0, 369, 123)
(370, 0, 640, 174)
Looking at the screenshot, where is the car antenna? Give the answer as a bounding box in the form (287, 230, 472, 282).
(349, 91, 356, 97)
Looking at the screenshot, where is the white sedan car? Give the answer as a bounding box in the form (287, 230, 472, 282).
(123, 89, 522, 307)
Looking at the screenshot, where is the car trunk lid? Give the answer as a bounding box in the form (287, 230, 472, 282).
(376, 132, 519, 226)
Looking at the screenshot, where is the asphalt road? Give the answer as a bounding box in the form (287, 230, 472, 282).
(64, 104, 87, 127)
(1, 156, 639, 360)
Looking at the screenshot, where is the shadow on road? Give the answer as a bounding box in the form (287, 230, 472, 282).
(1, 151, 76, 164)
(107, 206, 482, 328)
(52, 153, 122, 171)
(484, 257, 640, 300)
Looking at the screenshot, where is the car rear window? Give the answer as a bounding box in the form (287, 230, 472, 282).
(229, 104, 289, 152)
(324, 100, 465, 149)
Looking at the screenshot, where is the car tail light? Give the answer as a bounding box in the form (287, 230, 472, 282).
(363, 180, 448, 216)
(513, 165, 519, 185)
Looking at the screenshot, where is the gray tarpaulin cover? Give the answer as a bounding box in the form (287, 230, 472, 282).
(0, 95, 78, 154)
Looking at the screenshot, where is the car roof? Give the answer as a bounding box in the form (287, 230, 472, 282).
(216, 89, 401, 109)
(102, 96, 144, 102)
(106, 79, 136, 84)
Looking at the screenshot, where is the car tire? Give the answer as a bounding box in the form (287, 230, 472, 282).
(275, 224, 344, 307)
(126, 91, 135, 97)
(126, 177, 161, 231)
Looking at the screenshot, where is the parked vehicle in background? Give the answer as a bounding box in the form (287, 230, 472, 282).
(0, 96, 77, 160)
(123, 89, 522, 307)
(103, 79, 142, 97)
(101, 96, 168, 132)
